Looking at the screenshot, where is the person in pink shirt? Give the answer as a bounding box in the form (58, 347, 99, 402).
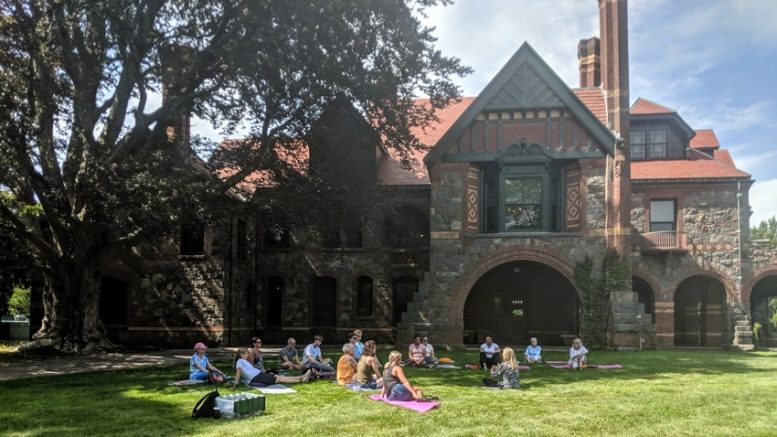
(407, 335, 426, 367)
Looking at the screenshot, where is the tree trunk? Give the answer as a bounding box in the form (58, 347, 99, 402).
(25, 260, 115, 353)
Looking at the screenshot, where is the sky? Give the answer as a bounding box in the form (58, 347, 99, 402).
(190, 0, 777, 227)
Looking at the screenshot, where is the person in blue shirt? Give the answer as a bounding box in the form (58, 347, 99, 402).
(302, 335, 335, 373)
(189, 342, 225, 381)
(353, 329, 365, 360)
(523, 337, 542, 364)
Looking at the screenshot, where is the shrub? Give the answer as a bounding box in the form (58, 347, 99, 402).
(7, 286, 31, 316)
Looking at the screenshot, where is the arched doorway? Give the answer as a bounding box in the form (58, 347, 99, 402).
(749, 274, 777, 346)
(463, 261, 579, 346)
(674, 275, 726, 347)
(632, 276, 655, 323)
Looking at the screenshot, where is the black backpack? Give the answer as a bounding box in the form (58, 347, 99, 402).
(192, 389, 220, 419)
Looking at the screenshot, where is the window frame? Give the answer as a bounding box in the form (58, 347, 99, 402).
(649, 199, 677, 232)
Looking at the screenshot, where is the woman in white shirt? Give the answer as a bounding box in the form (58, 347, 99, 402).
(568, 338, 588, 369)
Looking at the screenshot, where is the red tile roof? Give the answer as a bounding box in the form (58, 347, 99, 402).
(713, 149, 735, 166)
(377, 97, 474, 185)
(573, 88, 608, 125)
(631, 158, 750, 181)
(690, 129, 721, 150)
(213, 139, 308, 194)
(630, 97, 675, 115)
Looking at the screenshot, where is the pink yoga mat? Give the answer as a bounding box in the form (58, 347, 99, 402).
(368, 394, 439, 412)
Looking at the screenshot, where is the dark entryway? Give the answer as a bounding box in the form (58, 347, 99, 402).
(633, 276, 655, 323)
(311, 277, 337, 329)
(392, 277, 418, 324)
(674, 275, 726, 347)
(99, 277, 128, 329)
(749, 275, 777, 346)
(463, 261, 578, 346)
(266, 276, 284, 327)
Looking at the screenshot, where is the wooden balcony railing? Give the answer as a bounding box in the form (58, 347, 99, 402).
(641, 231, 689, 252)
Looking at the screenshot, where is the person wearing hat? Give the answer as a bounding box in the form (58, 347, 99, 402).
(190, 342, 225, 381)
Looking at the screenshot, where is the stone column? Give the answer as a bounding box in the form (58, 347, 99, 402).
(654, 301, 674, 349)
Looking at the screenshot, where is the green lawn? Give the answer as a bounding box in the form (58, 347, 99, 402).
(1, 350, 775, 436)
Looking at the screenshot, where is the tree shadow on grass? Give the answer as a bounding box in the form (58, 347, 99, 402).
(0, 364, 241, 437)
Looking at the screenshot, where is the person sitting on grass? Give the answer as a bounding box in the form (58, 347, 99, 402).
(233, 347, 311, 387)
(483, 347, 521, 389)
(355, 340, 384, 389)
(382, 351, 425, 401)
(479, 335, 501, 370)
(523, 337, 542, 364)
(407, 335, 426, 368)
(302, 335, 335, 376)
(336, 343, 358, 385)
(189, 342, 225, 381)
(279, 337, 302, 371)
(569, 337, 589, 369)
(353, 329, 365, 360)
(247, 337, 266, 371)
(422, 336, 439, 367)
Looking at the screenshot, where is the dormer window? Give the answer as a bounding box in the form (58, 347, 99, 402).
(631, 128, 667, 160)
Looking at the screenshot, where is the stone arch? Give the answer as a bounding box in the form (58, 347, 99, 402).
(631, 270, 659, 323)
(742, 265, 777, 306)
(631, 266, 663, 299)
(450, 246, 579, 325)
(673, 273, 728, 347)
(668, 265, 737, 305)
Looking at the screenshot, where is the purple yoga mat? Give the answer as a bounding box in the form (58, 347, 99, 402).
(368, 394, 439, 412)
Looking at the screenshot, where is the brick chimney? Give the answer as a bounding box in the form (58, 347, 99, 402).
(599, 0, 631, 254)
(160, 45, 192, 144)
(578, 37, 600, 88)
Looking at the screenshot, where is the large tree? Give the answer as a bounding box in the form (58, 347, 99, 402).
(0, 0, 469, 352)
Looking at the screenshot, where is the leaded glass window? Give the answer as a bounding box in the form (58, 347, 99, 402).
(648, 129, 667, 158)
(504, 177, 543, 230)
(631, 130, 646, 159)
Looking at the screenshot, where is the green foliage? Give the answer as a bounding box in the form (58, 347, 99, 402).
(770, 297, 777, 329)
(7, 286, 30, 316)
(0, 0, 469, 349)
(751, 216, 777, 248)
(575, 257, 608, 349)
(575, 250, 632, 350)
(753, 322, 762, 349)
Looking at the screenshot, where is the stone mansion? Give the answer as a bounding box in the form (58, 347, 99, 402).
(71, 0, 777, 349)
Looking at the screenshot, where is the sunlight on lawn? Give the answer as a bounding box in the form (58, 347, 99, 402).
(1, 350, 776, 436)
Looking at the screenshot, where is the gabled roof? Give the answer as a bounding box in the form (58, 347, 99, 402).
(690, 129, 721, 150)
(377, 97, 474, 185)
(573, 88, 607, 125)
(630, 97, 675, 115)
(630, 97, 695, 139)
(425, 42, 616, 165)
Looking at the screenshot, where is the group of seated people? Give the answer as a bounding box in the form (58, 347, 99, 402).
(190, 332, 590, 396)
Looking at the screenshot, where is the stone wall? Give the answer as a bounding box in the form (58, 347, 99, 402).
(630, 183, 750, 348)
(398, 234, 609, 346)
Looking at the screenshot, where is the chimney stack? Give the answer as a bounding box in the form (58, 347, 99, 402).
(578, 37, 600, 88)
(160, 45, 193, 145)
(599, 0, 631, 255)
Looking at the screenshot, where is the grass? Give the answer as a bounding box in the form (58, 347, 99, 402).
(1, 349, 776, 436)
